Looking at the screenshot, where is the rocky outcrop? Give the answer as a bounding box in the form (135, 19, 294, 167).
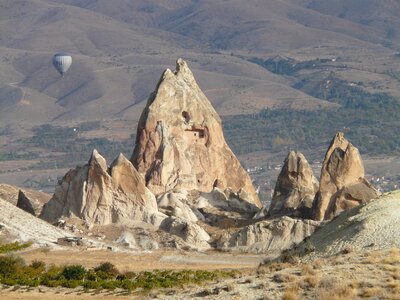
(131, 58, 261, 209)
(0, 196, 73, 246)
(40, 150, 162, 226)
(292, 191, 400, 258)
(266, 151, 318, 219)
(161, 217, 211, 250)
(16, 190, 36, 216)
(0, 183, 50, 215)
(195, 187, 260, 214)
(312, 132, 378, 221)
(217, 217, 320, 254)
(157, 191, 201, 223)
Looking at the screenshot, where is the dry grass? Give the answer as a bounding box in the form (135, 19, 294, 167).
(300, 264, 316, 276)
(282, 289, 298, 300)
(317, 277, 358, 300)
(386, 280, 400, 294)
(361, 287, 385, 297)
(273, 273, 297, 283)
(258, 262, 292, 275)
(302, 275, 320, 288)
(317, 285, 358, 300)
(382, 248, 400, 265)
(312, 259, 324, 270)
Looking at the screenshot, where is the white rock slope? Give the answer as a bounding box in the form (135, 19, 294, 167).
(297, 191, 400, 257)
(0, 197, 71, 246)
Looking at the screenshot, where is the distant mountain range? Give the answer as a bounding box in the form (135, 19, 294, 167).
(1, 0, 399, 128)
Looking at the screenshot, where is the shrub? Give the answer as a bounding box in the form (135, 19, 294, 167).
(62, 265, 87, 280)
(94, 262, 119, 279)
(85, 270, 98, 281)
(0, 255, 25, 277)
(42, 264, 63, 281)
(121, 279, 135, 291)
(23, 260, 46, 278)
(100, 280, 120, 290)
(0, 242, 32, 253)
(39, 278, 62, 288)
(30, 260, 46, 270)
(61, 279, 81, 288)
(83, 280, 102, 289)
(122, 271, 137, 279)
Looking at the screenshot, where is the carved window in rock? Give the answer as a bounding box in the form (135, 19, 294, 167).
(182, 111, 190, 123)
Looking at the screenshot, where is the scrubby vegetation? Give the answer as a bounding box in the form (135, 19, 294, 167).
(0, 242, 32, 254)
(256, 248, 400, 299)
(0, 122, 135, 167)
(0, 256, 236, 293)
(223, 76, 400, 156)
(249, 56, 336, 75)
(229, 56, 400, 156)
(28, 124, 134, 166)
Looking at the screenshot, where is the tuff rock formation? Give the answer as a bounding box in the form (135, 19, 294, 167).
(0, 183, 50, 215)
(17, 190, 36, 216)
(161, 216, 211, 250)
(217, 217, 320, 254)
(40, 150, 161, 226)
(312, 132, 378, 221)
(267, 151, 318, 219)
(131, 58, 261, 208)
(157, 191, 201, 223)
(195, 187, 261, 213)
(290, 191, 400, 258)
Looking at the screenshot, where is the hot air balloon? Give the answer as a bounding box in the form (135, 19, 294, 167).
(52, 53, 72, 76)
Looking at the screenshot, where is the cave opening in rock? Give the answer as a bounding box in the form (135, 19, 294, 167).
(182, 111, 190, 123)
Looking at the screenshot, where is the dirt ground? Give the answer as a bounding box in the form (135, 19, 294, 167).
(19, 248, 265, 272)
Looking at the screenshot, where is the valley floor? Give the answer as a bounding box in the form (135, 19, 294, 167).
(18, 248, 265, 272)
(1, 248, 399, 299)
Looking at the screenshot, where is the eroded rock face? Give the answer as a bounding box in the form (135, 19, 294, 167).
(161, 216, 211, 250)
(131, 58, 261, 208)
(157, 191, 200, 223)
(0, 183, 50, 215)
(40, 150, 160, 226)
(312, 132, 378, 221)
(217, 217, 320, 254)
(267, 151, 319, 219)
(16, 190, 36, 216)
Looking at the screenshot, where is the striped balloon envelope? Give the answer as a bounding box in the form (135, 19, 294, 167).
(52, 53, 72, 76)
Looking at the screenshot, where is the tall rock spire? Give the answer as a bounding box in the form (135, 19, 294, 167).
(313, 132, 378, 221)
(131, 59, 261, 208)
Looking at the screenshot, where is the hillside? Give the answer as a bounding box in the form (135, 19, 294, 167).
(1, 0, 400, 194)
(1, 0, 399, 125)
(292, 191, 400, 258)
(0, 196, 70, 246)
